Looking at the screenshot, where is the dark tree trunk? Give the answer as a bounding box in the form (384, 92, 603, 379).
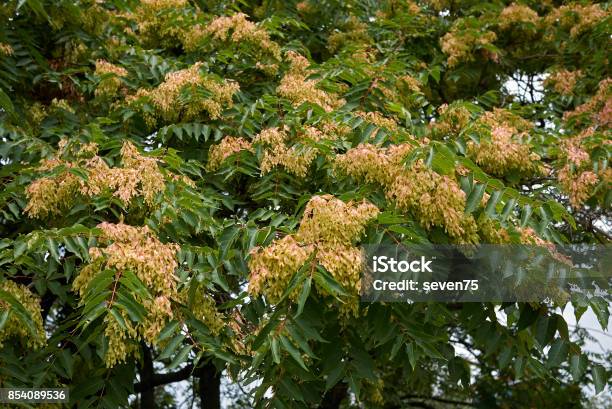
(196, 361, 221, 409)
(319, 382, 347, 409)
(139, 343, 156, 409)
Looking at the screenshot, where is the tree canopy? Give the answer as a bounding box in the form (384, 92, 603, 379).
(0, 0, 610, 408)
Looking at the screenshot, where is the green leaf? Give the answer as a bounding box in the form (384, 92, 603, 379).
(47, 238, 61, 263)
(280, 335, 309, 371)
(406, 343, 417, 369)
(325, 362, 345, 391)
(271, 337, 281, 364)
(570, 354, 587, 381)
(157, 320, 180, 342)
(0, 88, 14, 113)
(295, 276, 311, 318)
(546, 339, 568, 368)
(167, 345, 193, 370)
(501, 198, 516, 221)
(314, 266, 348, 299)
(484, 190, 502, 216)
(158, 334, 186, 360)
(465, 183, 486, 214)
(589, 297, 609, 329)
(0, 289, 38, 337)
(520, 204, 532, 227)
(13, 241, 27, 259)
(108, 308, 128, 331)
(592, 364, 607, 394)
(0, 309, 10, 331)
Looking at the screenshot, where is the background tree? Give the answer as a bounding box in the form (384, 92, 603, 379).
(0, 0, 610, 408)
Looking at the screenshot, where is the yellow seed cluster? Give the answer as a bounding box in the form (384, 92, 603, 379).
(556, 130, 605, 208)
(477, 216, 511, 244)
(253, 127, 321, 178)
(0, 42, 13, 56)
(318, 120, 352, 140)
(248, 235, 315, 303)
(466, 108, 542, 178)
(398, 75, 422, 94)
(179, 289, 225, 336)
(207, 136, 254, 171)
(73, 222, 180, 367)
(126, 0, 191, 48)
(248, 195, 379, 304)
(94, 59, 127, 97)
(25, 141, 165, 218)
(103, 313, 140, 367)
(467, 125, 542, 177)
(544, 69, 582, 95)
(388, 161, 478, 241)
(499, 3, 539, 30)
(335, 144, 479, 242)
(564, 78, 611, 129)
(296, 194, 380, 246)
(75, 223, 179, 297)
(558, 167, 599, 208)
(546, 4, 609, 37)
(430, 103, 471, 138)
(184, 13, 281, 61)
(327, 16, 371, 52)
(355, 111, 398, 132)
(277, 51, 345, 112)
(24, 173, 80, 219)
(0, 280, 46, 349)
(440, 26, 497, 67)
(261, 144, 318, 177)
(129, 62, 239, 125)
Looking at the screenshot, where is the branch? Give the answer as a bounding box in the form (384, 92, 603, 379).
(134, 364, 194, 393)
(402, 394, 477, 407)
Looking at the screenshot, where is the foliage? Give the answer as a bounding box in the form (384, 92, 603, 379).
(0, 0, 610, 408)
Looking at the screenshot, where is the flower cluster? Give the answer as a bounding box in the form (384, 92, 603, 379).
(0, 280, 46, 349)
(296, 194, 380, 246)
(468, 125, 542, 177)
(277, 51, 345, 112)
(24, 171, 80, 219)
(252, 126, 335, 177)
(335, 144, 479, 242)
(398, 75, 422, 94)
(0, 42, 13, 56)
(558, 167, 599, 208)
(73, 222, 180, 366)
(466, 108, 542, 178)
(207, 136, 254, 171)
(556, 129, 606, 208)
(327, 16, 371, 52)
(126, 0, 193, 48)
(440, 25, 498, 67)
(179, 288, 225, 336)
(248, 235, 314, 303)
(430, 103, 471, 138)
(563, 78, 611, 129)
(129, 62, 240, 126)
(477, 216, 511, 244)
(544, 69, 582, 95)
(248, 195, 379, 305)
(499, 3, 539, 30)
(94, 59, 127, 97)
(25, 141, 166, 218)
(184, 13, 281, 62)
(546, 4, 609, 38)
(355, 111, 398, 132)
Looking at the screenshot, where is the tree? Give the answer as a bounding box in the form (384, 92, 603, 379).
(0, 0, 610, 407)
